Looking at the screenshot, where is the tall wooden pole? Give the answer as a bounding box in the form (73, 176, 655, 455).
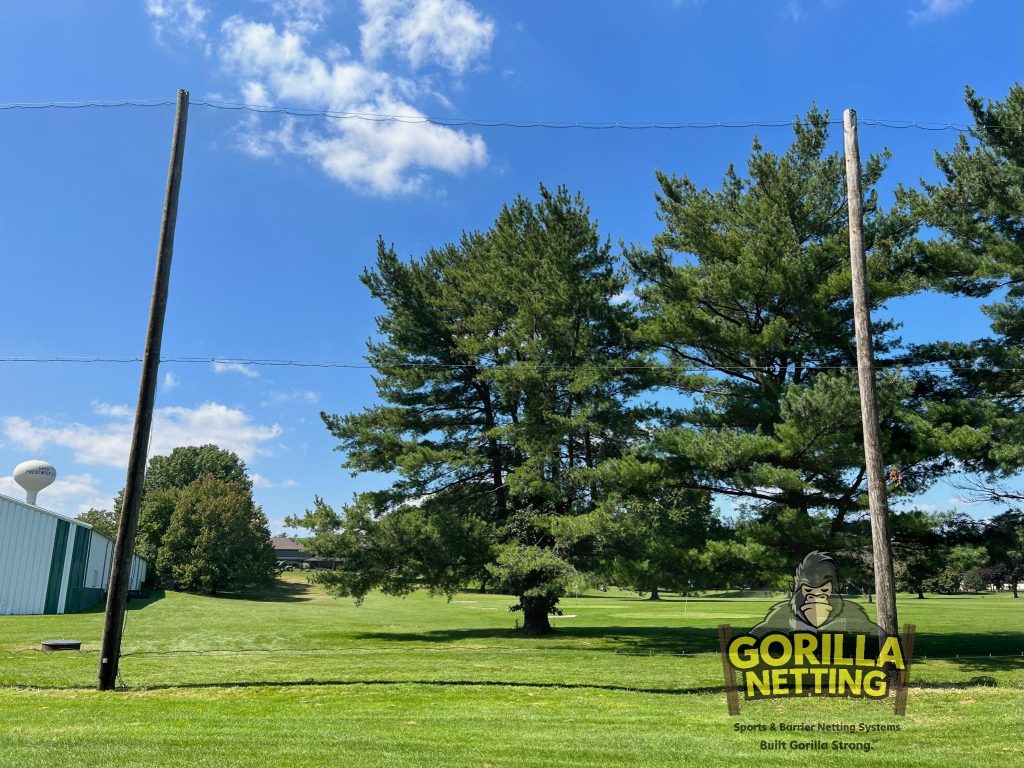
(98, 90, 189, 691)
(843, 108, 898, 645)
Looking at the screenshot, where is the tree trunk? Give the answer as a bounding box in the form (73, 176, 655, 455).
(477, 381, 508, 519)
(648, 585, 661, 601)
(916, 589, 924, 599)
(520, 596, 554, 634)
(583, 431, 597, 509)
(1013, 580, 1019, 598)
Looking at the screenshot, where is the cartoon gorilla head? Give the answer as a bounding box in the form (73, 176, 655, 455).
(791, 550, 842, 628)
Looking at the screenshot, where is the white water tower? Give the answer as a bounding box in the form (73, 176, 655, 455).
(13, 460, 57, 505)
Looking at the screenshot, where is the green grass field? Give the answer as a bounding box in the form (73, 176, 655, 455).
(0, 578, 1020, 767)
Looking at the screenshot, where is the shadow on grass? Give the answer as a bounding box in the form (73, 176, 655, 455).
(564, 595, 782, 604)
(911, 632, 1024, 657)
(559, 592, 784, 602)
(79, 580, 315, 606)
(900, 594, 1006, 600)
(351, 624, 1024, 661)
(198, 580, 315, 604)
(15, 678, 726, 695)
(353, 625, 722, 653)
(697, 591, 782, 600)
(14, 674, 1010, 695)
(78, 590, 167, 614)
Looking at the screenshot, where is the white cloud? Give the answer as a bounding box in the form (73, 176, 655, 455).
(265, 389, 321, 405)
(92, 402, 134, 418)
(0, 472, 109, 516)
(908, 0, 972, 23)
(3, 403, 282, 469)
(212, 361, 260, 378)
(220, 14, 488, 195)
(785, 0, 802, 22)
(145, 0, 210, 49)
(360, 0, 495, 74)
(143, 0, 492, 194)
(266, 0, 330, 33)
(163, 371, 180, 390)
(250, 472, 275, 488)
(281, 479, 300, 488)
(611, 287, 636, 306)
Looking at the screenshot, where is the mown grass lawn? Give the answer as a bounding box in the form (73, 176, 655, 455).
(0, 578, 1020, 767)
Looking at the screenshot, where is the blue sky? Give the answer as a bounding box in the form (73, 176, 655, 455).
(0, 0, 1020, 531)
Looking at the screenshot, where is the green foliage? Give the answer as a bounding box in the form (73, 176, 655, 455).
(75, 507, 118, 540)
(891, 509, 948, 597)
(927, 544, 989, 594)
(135, 489, 177, 563)
(901, 84, 1024, 300)
(157, 476, 275, 594)
(486, 543, 575, 620)
(288, 495, 494, 604)
(144, 444, 252, 493)
(902, 84, 1024, 486)
(602, 487, 715, 597)
(982, 510, 1024, 596)
(305, 186, 653, 632)
(128, 445, 252, 565)
(628, 107, 938, 560)
(890, 511, 996, 596)
(695, 538, 777, 590)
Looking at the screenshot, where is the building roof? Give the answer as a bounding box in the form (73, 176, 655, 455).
(271, 536, 305, 551)
(0, 491, 151, 565)
(0, 491, 85, 527)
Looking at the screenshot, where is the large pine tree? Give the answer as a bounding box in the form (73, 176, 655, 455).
(301, 186, 654, 632)
(627, 109, 949, 573)
(900, 85, 1024, 502)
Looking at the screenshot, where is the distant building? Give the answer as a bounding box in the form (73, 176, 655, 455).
(0, 493, 148, 615)
(271, 536, 310, 563)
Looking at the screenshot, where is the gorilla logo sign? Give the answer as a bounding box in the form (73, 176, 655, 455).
(718, 551, 915, 716)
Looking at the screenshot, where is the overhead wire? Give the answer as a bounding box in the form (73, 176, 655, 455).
(0, 100, 1018, 396)
(0, 98, 1010, 132)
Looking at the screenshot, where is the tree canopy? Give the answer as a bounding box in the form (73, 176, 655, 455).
(624, 108, 954, 582)
(295, 186, 656, 632)
(901, 85, 1024, 502)
(75, 507, 118, 540)
(157, 475, 276, 594)
(132, 444, 253, 563)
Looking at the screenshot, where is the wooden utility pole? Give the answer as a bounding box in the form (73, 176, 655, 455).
(98, 90, 189, 691)
(843, 108, 898, 645)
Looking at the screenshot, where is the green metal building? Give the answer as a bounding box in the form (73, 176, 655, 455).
(0, 492, 148, 615)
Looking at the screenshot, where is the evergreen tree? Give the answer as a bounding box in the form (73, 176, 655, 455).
(890, 510, 953, 599)
(299, 186, 653, 632)
(603, 487, 715, 599)
(901, 85, 1024, 499)
(627, 108, 943, 582)
(982, 510, 1024, 598)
